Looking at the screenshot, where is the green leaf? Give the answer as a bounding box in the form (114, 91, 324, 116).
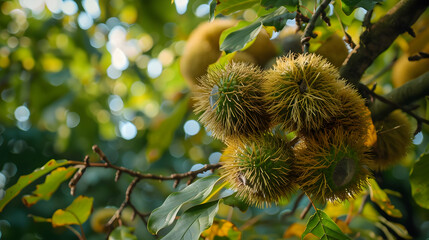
(341, 0, 381, 15)
(258, 6, 296, 31)
(147, 175, 220, 234)
(223, 193, 249, 212)
(109, 226, 138, 240)
(220, 7, 296, 53)
(145, 95, 189, 163)
(215, 0, 259, 16)
(302, 209, 351, 240)
(22, 167, 77, 207)
(368, 179, 402, 217)
(209, 0, 216, 21)
(162, 200, 221, 240)
(378, 216, 412, 239)
(410, 151, 429, 209)
(0, 159, 70, 212)
(52, 195, 93, 227)
(29, 215, 52, 223)
(220, 22, 263, 54)
(260, 0, 299, 9)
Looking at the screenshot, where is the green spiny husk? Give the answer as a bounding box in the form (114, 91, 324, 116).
(220, 134, 297, 207)
(193, 62, 271, 142)
(263, 53, 343, 132)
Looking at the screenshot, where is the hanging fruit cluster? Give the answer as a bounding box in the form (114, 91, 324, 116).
(185, 21, 414, 207)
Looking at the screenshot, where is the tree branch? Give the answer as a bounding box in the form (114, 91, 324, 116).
(340, 0, 429, 87)
(369, 72, 429, 121)
(301, 0, 331, 53)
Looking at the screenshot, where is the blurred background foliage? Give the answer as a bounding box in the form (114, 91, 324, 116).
(0, 0, 428, 239)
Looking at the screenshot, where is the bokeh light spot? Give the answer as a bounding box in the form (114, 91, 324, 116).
(195, 4, 209, 17)
(147, 58, 162, 78)
(108, 95, 124, 112)
(78, 12, 94, 30)
(208, 152, 222, 164)
(61, 0, 78, 15)
(175, 0, 189, 15)
(66, 112, 80, 128)
(119, 121, 137, 140)
(184, 120, 200, 136)
(14, 105, 30, 122)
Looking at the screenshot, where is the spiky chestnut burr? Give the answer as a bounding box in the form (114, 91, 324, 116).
(370, 110, 413, 170)
(263, 53, 343, 132)
(294, 128, 372, 203)
(193, 62, 271, 142)
(308, 83, 376, 146)
(220, 134, 297, 207)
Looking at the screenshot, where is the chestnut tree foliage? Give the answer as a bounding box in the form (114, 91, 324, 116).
(0, 0, 429, 239)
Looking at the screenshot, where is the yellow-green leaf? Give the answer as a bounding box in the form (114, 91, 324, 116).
(368, 179, 402, 218)
(52, 195, 93, 227)
(0, 159, 70, 212)
(22, 167, 77, 207)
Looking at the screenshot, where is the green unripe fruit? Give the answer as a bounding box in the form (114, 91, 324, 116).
(193, 62, 271, 142)
(220, 134, 297, 207)
(263, 53, 343, 132)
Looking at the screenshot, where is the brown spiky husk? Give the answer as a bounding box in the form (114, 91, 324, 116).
(307, 83, 374, 145)
(371, 110, 413, 170)
(220, 134, 297, 207)
(294, 128, 372, 203)
(263, 53, 343, 132)
(193, 62, 271, 142)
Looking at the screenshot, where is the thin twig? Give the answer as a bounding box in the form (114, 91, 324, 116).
(300, 202, 312, 219)
(301, 0, 331, 53)
(282, 192, 305, 219)
(93, 145, 112, 165)
(365, 84, 429, 135)
(67, 160, 222, 181)
(105, 177, 141, 235)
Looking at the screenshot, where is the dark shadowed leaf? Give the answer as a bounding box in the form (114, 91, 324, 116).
(341, 0, 381, 15)
(302, 209, 351, 240)
(147, 175, 220, 234)
(162, 200, 220, 240)
(369, 179, 402, 217)
(410, 151, 429, 209)
(52, 195, 93, 227)
(0, 160, 70, 212)
(22, 167, 77, 207)
(223, 193, 249, 212)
